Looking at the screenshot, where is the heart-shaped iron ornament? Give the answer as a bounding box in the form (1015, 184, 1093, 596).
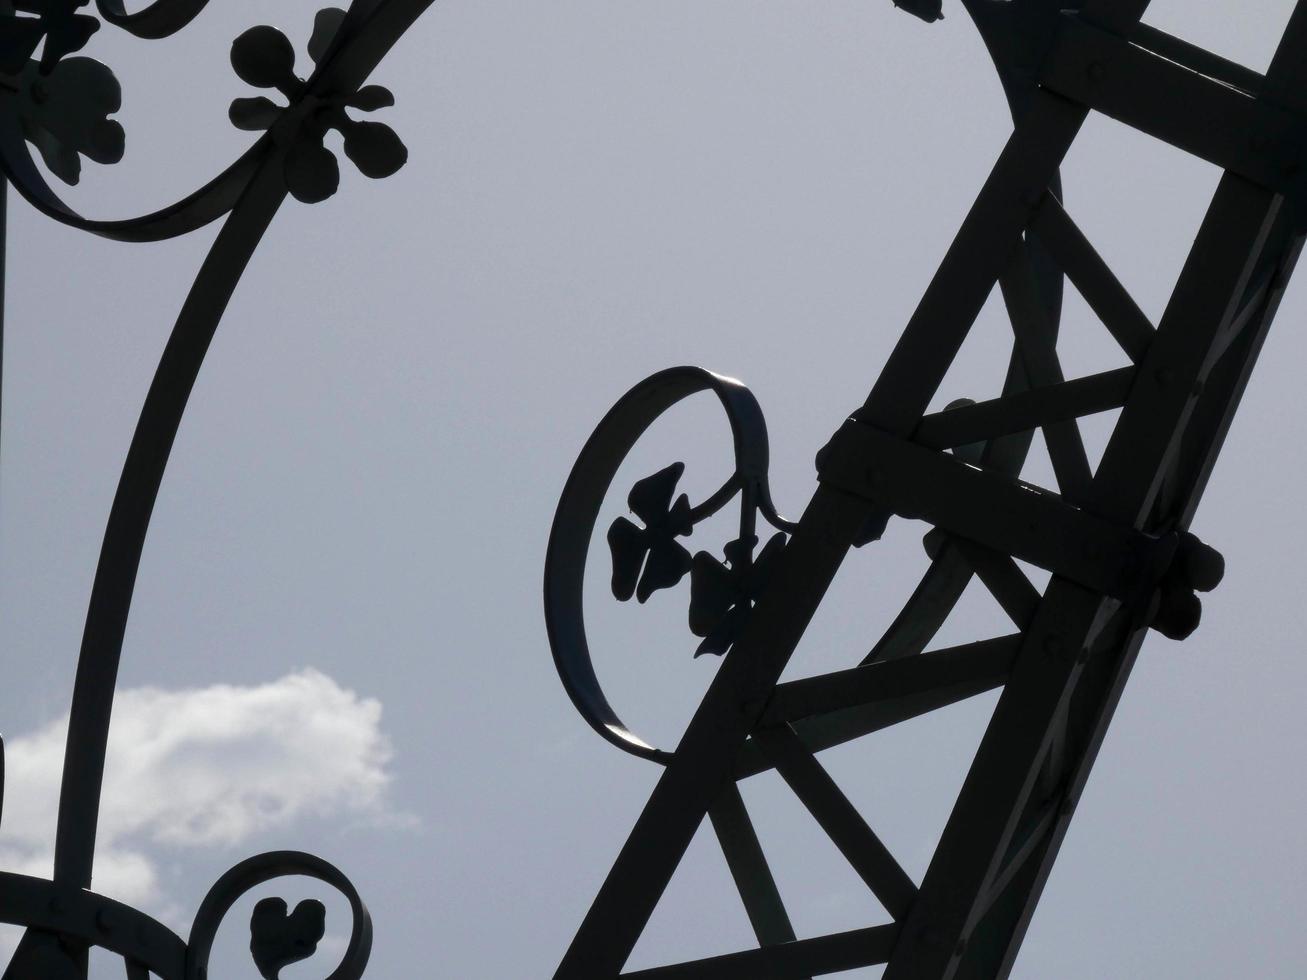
(249, 896, 328, 980)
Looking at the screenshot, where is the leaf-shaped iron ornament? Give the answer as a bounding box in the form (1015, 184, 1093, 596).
(689, 532, 787, 657)
(0, 0, 124, 187)
(0, 0, 99, 75)
(228, 7, 408, 204)
(250, 896, 327, 980)
(5, 56, 124, 184)
(607, 462, 694, 603)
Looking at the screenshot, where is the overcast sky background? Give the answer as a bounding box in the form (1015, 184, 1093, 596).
(1, 1, 1305, 977)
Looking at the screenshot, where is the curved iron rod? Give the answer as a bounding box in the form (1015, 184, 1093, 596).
(185, 850, 372, 980)
(96, 0, 211, 41)
(52, 157, 290, 889)
(49, 0, 439, 896)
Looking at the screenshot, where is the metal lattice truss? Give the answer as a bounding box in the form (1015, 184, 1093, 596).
(545, 2, 1307, 978)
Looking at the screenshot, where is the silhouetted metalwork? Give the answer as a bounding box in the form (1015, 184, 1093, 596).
(0, 0, 428, 975)
(4, 0, 1302, 976)
(546, 2, 1307, 978)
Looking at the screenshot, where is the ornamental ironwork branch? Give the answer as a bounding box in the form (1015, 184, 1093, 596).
(0, 0, 433, 975)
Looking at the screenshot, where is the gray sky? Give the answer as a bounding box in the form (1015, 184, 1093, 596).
(2, 1, 1305, 977)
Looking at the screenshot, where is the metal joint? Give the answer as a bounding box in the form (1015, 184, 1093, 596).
(817, 417, 1175, 605)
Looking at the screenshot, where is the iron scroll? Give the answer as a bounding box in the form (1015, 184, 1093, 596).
(544, 366, 798, 762)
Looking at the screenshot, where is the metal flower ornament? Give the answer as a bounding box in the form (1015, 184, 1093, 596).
(607, 462, 695, 604)
(1, 0, 101, 75)
(688, 531, 787, 658)
(0, 0, 433, 975)
(0, 0, 123, 185)
(605, 459, 792, 658)
(228, 7, 407, 203)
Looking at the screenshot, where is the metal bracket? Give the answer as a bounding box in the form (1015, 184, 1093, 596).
(817, 418, 1174, 603)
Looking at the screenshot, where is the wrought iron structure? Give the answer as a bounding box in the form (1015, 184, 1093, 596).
(3, 0, 1304, 977)
(0, 0, 431, 975)
(546, 1, 1307, 978)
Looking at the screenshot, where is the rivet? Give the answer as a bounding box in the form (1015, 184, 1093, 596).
(1043, 634, 1064, 656)
(1154, 366, 1175, 389)
(1086, 61, 1106, 82)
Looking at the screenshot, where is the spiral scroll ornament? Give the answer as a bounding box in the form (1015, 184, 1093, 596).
(544, 366, 800, 762)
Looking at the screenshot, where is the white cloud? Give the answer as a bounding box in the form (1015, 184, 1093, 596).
(0, 669, 400, 912)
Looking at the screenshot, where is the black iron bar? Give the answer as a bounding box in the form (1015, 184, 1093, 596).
(819, 422, 1171, 601)
(1026, 199, 1155, 363)
(972, 801, 1058, 926)
(52, 161, 291, 894)
(948, 540, 1041, 630)
(737, 673, 1011, 782)
(999, 251, 1094, 501)
(883, 150, 1293, 980)
(763, 636, 1020, 727)
(708, 783, 801, 952)
(1041, 14, 1301, 194)
(1129, 22, 1264, 96)
(913, 367, 1134, 451)
(862, 89, 1088, 432)
(619, 923, 900, 980)
(552, 489, 874, 978)
(862, 545, 976, 665)
(752, 725, 917, 920)
(0, 176, 5, 559)
(953, 18, 1307, 971)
